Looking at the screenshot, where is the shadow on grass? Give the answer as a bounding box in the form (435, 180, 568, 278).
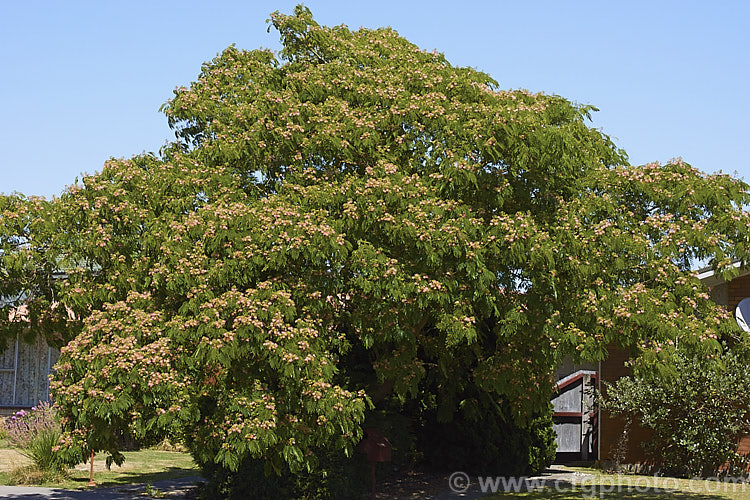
(67, 465, 199, 488)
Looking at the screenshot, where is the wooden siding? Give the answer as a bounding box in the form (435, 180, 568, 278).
(0, 335, 59, 408)
(552, 370, 597, 458)
(0, 343, 16, 406)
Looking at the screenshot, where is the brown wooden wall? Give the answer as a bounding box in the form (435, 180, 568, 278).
(725, 274, 750, 461)
(728, 273, 750, 312)
(599, 345, 653, 464)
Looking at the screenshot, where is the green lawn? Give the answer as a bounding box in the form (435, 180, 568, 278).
(0, 449, 199, 490)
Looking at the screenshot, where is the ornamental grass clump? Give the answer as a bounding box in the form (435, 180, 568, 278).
(0, 417, 8, 442)
(3, 402, 65, 472)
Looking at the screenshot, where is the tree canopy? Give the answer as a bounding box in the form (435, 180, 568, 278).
(2, 4, 750, 481)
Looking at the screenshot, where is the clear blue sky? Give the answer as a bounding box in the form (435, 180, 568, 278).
(1, 1, 748, 198)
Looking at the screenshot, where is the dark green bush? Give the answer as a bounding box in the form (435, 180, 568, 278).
(525, 409, 559, 474)
(194, 447, 368, 500)
(418, 400, 556, 476)
(603, 349, 750, 477)
(363, 404, 421, 470)
(191, 394, 556, 499)
(193, 405, 420, 499)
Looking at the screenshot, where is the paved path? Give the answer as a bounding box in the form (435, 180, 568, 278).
(0, 476, 202, 499)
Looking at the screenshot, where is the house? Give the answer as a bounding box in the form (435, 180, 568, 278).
(0, 304, 61, 416)
(0, 334, 59, 415)
(552, 263, 750, 464)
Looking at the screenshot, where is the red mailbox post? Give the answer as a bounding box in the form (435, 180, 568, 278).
(357, 428, 392, 498)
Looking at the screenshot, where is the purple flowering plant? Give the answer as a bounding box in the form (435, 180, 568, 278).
(3, 402, 60, 449)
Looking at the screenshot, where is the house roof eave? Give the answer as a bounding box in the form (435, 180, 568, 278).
(696, 261, 749, 287)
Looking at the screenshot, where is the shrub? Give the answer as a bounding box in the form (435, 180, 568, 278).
(149, 438, 187, 453)
(6, 465, 67, 485)
(602, 349, 750, 477)
(418, 399, 557, 476)
(194, 448, 369, 500)
(2, 402, 65, 472)
(363, 404, 422, 471)
(525, 410, 559, 475)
